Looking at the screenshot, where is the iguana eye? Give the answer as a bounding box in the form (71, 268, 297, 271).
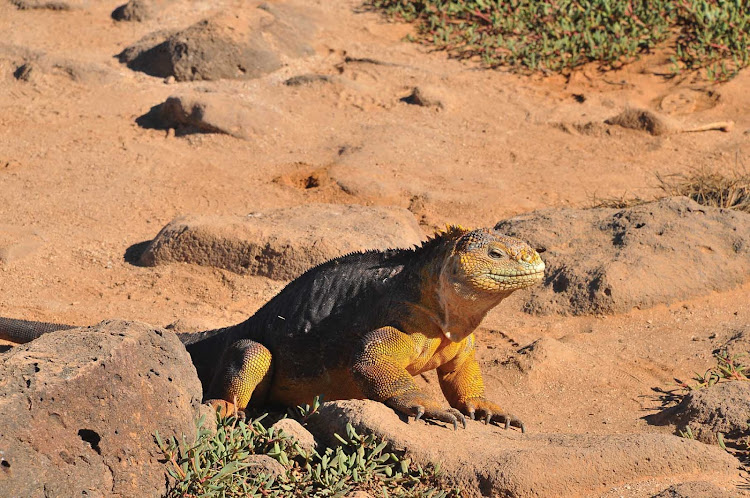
(488, 248, 505, 259)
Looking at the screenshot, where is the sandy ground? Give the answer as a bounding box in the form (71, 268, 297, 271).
(1, 0, 749, 490)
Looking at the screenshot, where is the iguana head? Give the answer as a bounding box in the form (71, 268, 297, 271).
(436, 227, 544, 341)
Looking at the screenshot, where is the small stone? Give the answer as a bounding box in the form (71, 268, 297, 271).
(284, 74, 331, 86)
(271, 419, 316, 455)
(400, 86, 445, 109)
(244, 455, 286, 478)
(111, 0, 152, 22)
(13, 63, 34, 81)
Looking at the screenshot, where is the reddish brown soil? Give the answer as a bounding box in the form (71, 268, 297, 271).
(1, 0, 749, 493)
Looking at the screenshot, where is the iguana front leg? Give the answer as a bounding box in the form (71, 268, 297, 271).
(438, 335, 525, 432)
(206, 339, 273, 417)
(352, 326, 466, 430)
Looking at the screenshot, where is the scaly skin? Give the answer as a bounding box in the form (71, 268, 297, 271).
(0, 226, 544, 432)
(205, 226, 544, 431)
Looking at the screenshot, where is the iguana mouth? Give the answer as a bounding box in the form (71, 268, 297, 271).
(485, 265, 545, 288)
(487, 272, 543, 281)
(488, 261, 545, 278)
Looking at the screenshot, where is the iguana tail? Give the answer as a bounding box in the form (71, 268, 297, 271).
(0, 317, 76, 344)
(0, 316, 232, 347)
(0, 316, 239, 391)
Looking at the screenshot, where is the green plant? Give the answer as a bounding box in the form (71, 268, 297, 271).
(288, 395, 323, 424)
(678, 425, 695, 439)
(156, 410, 458, 497)
(686, 350, 749, 391)
(372, 0, 750, 80)
(672, 0, 750, 81)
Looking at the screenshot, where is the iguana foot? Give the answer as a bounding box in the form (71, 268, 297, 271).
(461, 397, 525, 433)
(206, 398, 246, 420)
(386, 391, 467, 430)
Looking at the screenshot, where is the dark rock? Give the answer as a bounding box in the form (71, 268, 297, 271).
(111, 0, 152, 22)
(284, 74, 331, 86)
(136, 93, 283, 139)
(0, 320, 202, 496)
(495, 197, 750, 315)
(117, 29, 175, 78)
(400, 86, 444, 109)
(118, 5, 316, 81)
(13, 62, 33, 81)
(139, 204, 423, 280)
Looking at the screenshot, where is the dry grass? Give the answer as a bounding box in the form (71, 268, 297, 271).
(657, 168, 750, 213)
(588, 168, 750, 212)
(588, 193, 651, 210)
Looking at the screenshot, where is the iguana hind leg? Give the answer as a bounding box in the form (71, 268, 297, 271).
(352, 326, 467, 430)
(206, 339, 273, 416)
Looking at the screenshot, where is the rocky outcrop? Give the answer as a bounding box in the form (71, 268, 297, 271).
(305, 400, 741, 497)
(0, 320, 203, 497)
(118, 4, 316, 81)
(495, 197, 750, 315)
(139, 204, 424, 280)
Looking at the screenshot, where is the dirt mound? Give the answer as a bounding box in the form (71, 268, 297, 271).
(1, 43, 118, 85)
(0, 320, 203, 496)
(306, 400, 740, 497)
(495, 197, 750, 315)
(118, 4, 316, 81)
(648, 381, 750, 445)
(719, 327, 750, 358)
(605, 108, 672, 136)
(140, 204, 424, 280)
(111, 0, 153, 22)
(136, 93, 285, 139)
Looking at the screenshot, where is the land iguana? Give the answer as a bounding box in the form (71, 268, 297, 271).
(0, 226, 544, 431)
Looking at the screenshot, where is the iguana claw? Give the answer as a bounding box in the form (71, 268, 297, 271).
(387, 393, 467, 430)
(414, 406, 424, 422)
(460, 397, 526, 432)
